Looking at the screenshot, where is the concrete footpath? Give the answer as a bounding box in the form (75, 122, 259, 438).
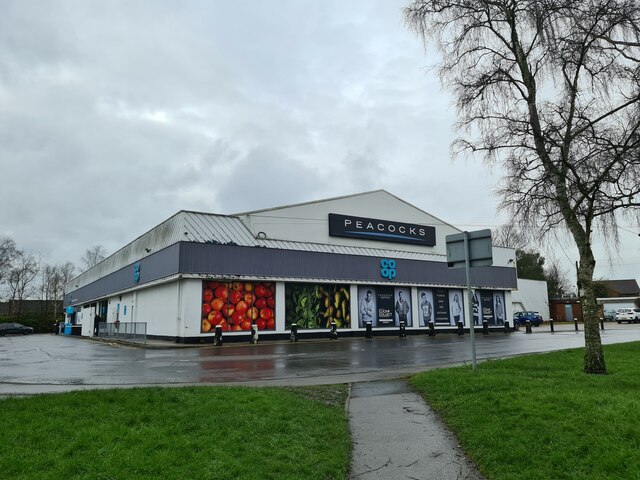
(348, 380, 484, 480)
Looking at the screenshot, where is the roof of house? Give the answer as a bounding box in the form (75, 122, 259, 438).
(599, 279, 640, 296)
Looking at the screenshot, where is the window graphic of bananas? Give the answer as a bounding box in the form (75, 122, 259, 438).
(285, 284, 350, 329)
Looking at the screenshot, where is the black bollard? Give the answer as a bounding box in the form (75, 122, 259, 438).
(574, 318, 579, 331)
(600, 317, 605, 331)
(399, 321, 406, 338)
(365, 321, 373, 339)
(504, 321, 511, 333)
(482, 320, 489, 335)
(525, 320, 532, 334)
(250, 323, 259, 344)
(457, 321, 464, 335)
(428, 321, 435, 337)
(290, 323, 299, 342)
(214, 325, 223, 346)
(550, 319, 555, 333)
(329, 321, 338, 340)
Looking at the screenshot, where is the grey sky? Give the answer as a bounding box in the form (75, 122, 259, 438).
(1, 0, 638, 284)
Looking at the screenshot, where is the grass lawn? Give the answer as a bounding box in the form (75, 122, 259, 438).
(412, 342, 640, 480)
(0, 385, 350, 480)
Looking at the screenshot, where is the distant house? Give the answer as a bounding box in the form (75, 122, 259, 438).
(596, 279, 640, 298)
(594, 279, 640, 319)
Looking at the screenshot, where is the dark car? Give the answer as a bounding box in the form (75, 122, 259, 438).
(0, 322, 34, 336)
(513, 311, 544, 327)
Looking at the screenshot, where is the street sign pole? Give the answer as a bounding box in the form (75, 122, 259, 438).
(446, 228, 492, 372)
(464, 231, 477, 370)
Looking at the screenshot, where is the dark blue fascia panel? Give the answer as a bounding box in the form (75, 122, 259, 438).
(179, 242, 517, 289)
(65, 242, 517, 308)
(64, 243, 181, 306)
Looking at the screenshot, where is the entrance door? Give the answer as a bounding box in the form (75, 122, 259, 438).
(564, 304, 573, 322)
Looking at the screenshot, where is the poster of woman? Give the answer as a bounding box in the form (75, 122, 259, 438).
(449, 289, 464, 325)
(493, 292, 505, 325)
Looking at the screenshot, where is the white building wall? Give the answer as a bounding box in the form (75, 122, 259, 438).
(511, 278, 549, 320)
(239, 190, 461, 257)
(134, 282, 180, 337)
(180, 279, 204, 339)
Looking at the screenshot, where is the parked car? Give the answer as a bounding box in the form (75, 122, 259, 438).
(0, 322, 34, 336)
(513, 311, 544, 327)
(615, 308, 640, 324)
(603, 309, 618, 321)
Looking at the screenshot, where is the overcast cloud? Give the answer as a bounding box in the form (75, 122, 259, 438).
(1, 0, 638, 284)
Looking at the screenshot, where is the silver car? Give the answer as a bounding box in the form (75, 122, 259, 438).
(615, 308, 640, 324)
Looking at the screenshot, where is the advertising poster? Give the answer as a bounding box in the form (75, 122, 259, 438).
(449, 289, 464, 325)
(480, 291, 495, 325)
(417, 289, 434, 326)
(285, 283, 350, 329)
(376, 286, 396, 327)
(201, 281, 275, 333)
(358, 287, 377, 327)
(493, 292, 506, 325)
(472, 290, 481, 326)
(433, 288, 450, 324)
(394, 287, 412, 327)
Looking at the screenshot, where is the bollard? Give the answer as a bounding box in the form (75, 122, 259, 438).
(290, 323, 299, 342)
(457, 321, 464, 335)
(250, 323, 259, 344)
(504, 321, 511, 334)
(574, 318, 579, 331)
(482, 320, 489, 335)
(329, 321, 338, 340)
(428, 321, 435, 337)
(600, 317, 605, 331)
(525, 320, 532, 334)
(399, 321, 406, 338)
(550, 319, 555, 333)
(214, 325, 223, 346)
(365, 321, 373, 339)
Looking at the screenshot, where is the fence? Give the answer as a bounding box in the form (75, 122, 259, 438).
(98, 322, 147, 344)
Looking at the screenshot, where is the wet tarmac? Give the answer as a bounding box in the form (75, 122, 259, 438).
(2, 323, 639, 396)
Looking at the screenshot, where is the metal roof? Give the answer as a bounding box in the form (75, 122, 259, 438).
(67, 210, 447, 291)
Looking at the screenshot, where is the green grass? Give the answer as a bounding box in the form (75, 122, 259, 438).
(412, 342, 640, 480)
(0, 385, 350, 480)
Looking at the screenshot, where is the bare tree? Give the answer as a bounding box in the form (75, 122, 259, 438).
(406, 0, 640, 374)
(0, 236, 18, 285)
(82, 245, 106, 270)
(492, 223, 529, 250)
(7, 252, 39, 318)
(545, 260, 573, 298)
(40, 261, 75, 321)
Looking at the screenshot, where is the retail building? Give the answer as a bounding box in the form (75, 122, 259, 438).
(64, 190, 517, 342)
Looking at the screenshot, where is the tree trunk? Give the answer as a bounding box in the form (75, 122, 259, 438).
(577, 248, 607, 374)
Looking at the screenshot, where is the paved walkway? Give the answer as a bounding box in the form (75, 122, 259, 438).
(348, 380, 484, 480)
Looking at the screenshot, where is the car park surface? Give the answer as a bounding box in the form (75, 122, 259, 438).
(2, 324, 640, 396)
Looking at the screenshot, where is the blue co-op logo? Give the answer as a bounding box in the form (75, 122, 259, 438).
(380, 259, 397, 279)
(133, 262, 141, 283)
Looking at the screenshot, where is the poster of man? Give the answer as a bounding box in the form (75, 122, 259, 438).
(395, 288, 411, 326)
(358, 288, 376, 327)
(418, 289, 434, 326)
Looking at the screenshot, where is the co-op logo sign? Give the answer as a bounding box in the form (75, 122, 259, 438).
(380, 259, 397, 279)
(328, 213, 436, 246)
